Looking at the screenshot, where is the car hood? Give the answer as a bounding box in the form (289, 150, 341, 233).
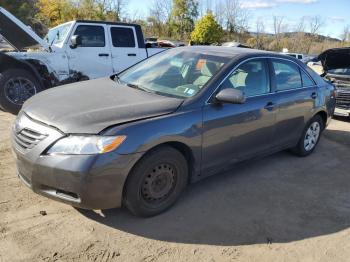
(317, 47, 350, 72)
(22, 78, 184, 134)
(0, 7, 49, 51)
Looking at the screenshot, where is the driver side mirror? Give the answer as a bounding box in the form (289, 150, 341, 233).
(215, 88, 246, 104)
(70, 35, 82, 49)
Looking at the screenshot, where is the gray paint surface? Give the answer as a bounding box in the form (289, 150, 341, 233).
(12, 47, 336, 209)
(22, 78, 183, 134)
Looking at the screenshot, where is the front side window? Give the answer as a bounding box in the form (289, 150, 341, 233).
(110, 27, 135, 47)
(74, 25, 105, 47)
(118, 49, 229, 98)
(272, 60, 302, 91)
(221, 59, 270, 97)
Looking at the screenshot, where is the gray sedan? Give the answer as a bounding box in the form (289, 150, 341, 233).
(11, 46, 336, 217)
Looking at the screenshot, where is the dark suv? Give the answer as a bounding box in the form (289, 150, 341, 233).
(12, 47, 336, 217)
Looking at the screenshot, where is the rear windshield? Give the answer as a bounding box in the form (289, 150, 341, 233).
(118, 49, 229, 98)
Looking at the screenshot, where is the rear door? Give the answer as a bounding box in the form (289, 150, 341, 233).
(201, 58, 277, 176)
(67, 23, 113, 79)
(269, 58, 317, 147)
(108, 25, 147, 73)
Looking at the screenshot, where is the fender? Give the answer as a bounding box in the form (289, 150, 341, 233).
(0, 52, 58, 89)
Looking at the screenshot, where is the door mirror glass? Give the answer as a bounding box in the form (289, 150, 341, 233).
(70, 35, 82, 49)
(215, 88, 246, 104)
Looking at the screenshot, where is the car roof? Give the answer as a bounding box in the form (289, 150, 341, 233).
(75, 20, 140, 27)
(179, 46, 287, 59)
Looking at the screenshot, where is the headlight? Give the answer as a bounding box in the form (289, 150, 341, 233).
(47, 135, 126, 155)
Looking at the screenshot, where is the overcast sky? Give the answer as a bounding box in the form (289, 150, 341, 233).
(128, 0, 350, 39)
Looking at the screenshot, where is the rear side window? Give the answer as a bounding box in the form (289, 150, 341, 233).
(74, 25, 105, 47)
(301, 70, 315, 86)
(298, 55, 303, 60)
(110, 27, 136, 47)
(222, 59, 270, 97)
(272, 60, 302, 91)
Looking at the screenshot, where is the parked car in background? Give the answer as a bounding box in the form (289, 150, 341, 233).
(12, 46, 335, 217)
(0, 7, 164, 114)
(312, 47, 350, 117)
(145, 37, 159, 48)
(281, 52, 315, 63)
(158, 40, 185, 48)
(221, 42, 251, 48)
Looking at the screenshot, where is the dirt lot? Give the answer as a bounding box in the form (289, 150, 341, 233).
(1, 110, 350, 262)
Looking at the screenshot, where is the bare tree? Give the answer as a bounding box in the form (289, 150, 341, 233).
(198, 0, 213, 16)
(342, 24, 350, 42)
(214, 0, 225, 28)
(222, 0, 249, 42)
(308, 15, 325, 35)
(255, 18, 265, 49)
(306, 15, 325, 53)
(292, 16, 307, 53)
(148, 0, 172, 37)
(272, 16, 285, 50)
(96, 0, 129, 21)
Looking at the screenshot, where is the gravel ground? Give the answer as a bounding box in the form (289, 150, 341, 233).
(1, 111, 350, 262)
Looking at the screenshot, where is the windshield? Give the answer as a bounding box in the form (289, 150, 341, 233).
(45, 23, 72, 46)
(328, 68, 350, 76)
(118, 49, 229, 98)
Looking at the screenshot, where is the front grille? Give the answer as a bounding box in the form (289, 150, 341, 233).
(13, 128, 47, 150)
(336, 91, 350, 109)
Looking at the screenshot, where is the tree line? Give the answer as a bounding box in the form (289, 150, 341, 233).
(1, 0, 349, 55)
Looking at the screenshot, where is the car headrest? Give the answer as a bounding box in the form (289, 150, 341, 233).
(245, 72, 262, 87)
(201, 62, 218, 77)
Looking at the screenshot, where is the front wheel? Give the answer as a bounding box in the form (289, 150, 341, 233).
(123, 146, 188, 217)
(0, 69, 43, 114)
(291, 115, 324, 157)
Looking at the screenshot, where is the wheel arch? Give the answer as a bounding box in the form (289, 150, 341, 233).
(0, 53, 48, 89)
(314, 110, 328, 130)
(122, 141, 197, 201)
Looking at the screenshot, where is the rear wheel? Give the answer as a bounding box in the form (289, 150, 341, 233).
(123, 146, 188, 217)
(0, 69, 43, 114)
(291, 115, 324, 157)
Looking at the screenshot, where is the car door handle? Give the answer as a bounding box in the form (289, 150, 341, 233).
(127, 53, 137, 56)
(98, 53, 109, 57)
(311, 92, 317, 99)
(264, 102, 275, 111)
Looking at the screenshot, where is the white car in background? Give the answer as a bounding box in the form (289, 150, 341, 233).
(0, 7, 164, 114)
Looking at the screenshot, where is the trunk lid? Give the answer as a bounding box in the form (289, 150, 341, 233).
(0, 7, 49, 51)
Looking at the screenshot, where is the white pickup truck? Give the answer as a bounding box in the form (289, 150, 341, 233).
(0, 7, 164, 114)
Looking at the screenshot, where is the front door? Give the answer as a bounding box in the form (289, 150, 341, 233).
(67, 23, 113, 80)
(202, 58, 276, 176)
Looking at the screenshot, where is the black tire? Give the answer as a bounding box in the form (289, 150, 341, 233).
(290, 115, 324, 157)
(0, 69, 43, 114)
(123, 146, 188, 217)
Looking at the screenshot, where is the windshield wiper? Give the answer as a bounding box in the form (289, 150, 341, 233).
(125, 83, 182, 98)
(114, 74, 121, 83)
(126, 83, 152, 93)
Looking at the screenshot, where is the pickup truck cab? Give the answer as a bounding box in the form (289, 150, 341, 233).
(0, 7, 164, 114)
